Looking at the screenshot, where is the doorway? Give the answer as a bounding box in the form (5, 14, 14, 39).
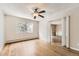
(49, 16, 70, 48)
(50, 19, 62, 46)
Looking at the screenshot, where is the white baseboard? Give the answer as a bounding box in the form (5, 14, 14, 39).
(70, 47, 79, 51)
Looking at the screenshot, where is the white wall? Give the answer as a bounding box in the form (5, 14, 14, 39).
(67, 7, 79, 50)
(39, 20, 50, 42)
(39, 7, 79, 51)
(0, 10, 5, 52)
(5, 15, 39, 43)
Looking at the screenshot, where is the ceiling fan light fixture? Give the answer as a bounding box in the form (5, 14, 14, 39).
(33, 13, 38, 16)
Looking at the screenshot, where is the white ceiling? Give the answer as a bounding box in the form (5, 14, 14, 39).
(0, 3, 79, 21)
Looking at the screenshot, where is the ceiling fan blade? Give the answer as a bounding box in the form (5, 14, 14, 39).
(34, 8, 38, 12)
(39, 10, 46, 13)
(39, 15, 44, 18)
(34, 16, 36, 19)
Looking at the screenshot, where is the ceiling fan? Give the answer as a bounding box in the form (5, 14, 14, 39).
(32, 8, 46, 19)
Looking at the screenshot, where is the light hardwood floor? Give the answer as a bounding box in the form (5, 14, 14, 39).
(0, 39, 79, 56)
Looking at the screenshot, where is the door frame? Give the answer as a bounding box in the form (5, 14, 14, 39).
(49, 16, 70, 48)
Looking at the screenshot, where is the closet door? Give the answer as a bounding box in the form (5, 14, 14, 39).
(65, 16, 70, 48)
(62, 16, 70, 48)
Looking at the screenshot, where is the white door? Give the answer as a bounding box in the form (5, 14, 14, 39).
(65, 16, 70, 48)
(62, 16, 70, 48)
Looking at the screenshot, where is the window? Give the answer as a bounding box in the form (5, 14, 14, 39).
(16, 22, 33, 33)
